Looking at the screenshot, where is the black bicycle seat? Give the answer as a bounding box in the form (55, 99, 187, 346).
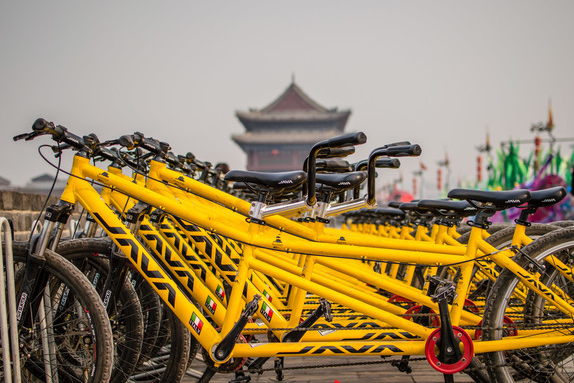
(447, 188, 531, 210)
(224, 170, 306, 189)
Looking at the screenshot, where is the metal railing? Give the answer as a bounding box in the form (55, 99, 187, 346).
(0, 217, 21, 383)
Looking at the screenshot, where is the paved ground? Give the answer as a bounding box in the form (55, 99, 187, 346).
(183, 355, 475, 383)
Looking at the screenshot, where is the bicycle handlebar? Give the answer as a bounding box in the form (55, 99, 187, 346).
(352, 158, 401, 199)
(15, 118, 91, 154)
(318, 132, 367, 148)
(367, 144, 422, 205)
(317, 146, 355, 159)
(354, 158, 401, 172)
(316, 159, 353, 172)
(118, 132, 172, 162)
(307, 132, 367, 206)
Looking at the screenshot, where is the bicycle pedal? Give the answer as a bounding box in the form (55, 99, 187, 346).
(320, 298, 332, 322)
(426, 274, 453, 287)
(430, 283, 457, 304)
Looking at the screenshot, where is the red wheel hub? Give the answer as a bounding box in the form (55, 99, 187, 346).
(464, 298, 480, 314)
(388, 294, 415, 308)
(474, 316, 517, 340)
(402, 305, 440, 327)
(425, 326, 474, 374)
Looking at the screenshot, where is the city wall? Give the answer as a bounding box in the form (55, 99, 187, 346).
(0, 190, 81, 241)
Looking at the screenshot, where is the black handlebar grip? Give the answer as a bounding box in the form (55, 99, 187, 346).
(317, 146, 355, 159)
(321, 132, 367, 148)
(33, 118, 51, 131)
(376, 158, 401, 168)
(384, 144, 422, 157)
(355, 158, 401, 171)
(316, 159, 352, 172)
(385, 141, 411, 147)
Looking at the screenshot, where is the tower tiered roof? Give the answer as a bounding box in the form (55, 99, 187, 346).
(232, 80, 351, 171)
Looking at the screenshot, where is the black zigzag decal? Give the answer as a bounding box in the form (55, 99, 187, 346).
(141, 252, 163, 279)
(117, 238, 139, 263)
(174, 270, 195, 291)
(93, 213, 126, 234)
(154, 282, 176, 307)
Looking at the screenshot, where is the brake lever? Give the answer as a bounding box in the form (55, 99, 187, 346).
(51, 143, 73, 158)
(13, 133, 31, 141)
(13, 131, 42, 142)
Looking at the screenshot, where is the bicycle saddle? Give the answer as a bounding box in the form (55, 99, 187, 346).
(371, 207, 406, 218)
(447, 188, 531, 210)
(526, 186, 567, 208)
(224, 170, 307, 189)
(315, 171, 367, 191)
(398, 201, 435, 218)
(417, 199, 478, 218)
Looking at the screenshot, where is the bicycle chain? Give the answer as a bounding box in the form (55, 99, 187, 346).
(246, 339, 574, 376)
(247, 356, 428, 374)
(238, 314, 574, 377)
(248, 344, 574, 375)
(246, 318, 574, 333)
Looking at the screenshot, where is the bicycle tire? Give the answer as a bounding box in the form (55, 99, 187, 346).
(51, 237, 197, 382)
(132, 306, 196, 383)
(484, 223, 562, 249)
(456, 222, 515, 245)
(132, 276, 163, 365)
(9, 248, 114, 383)
(550, 220, 574, 228)
(482, 226, 574, 382)
(49, 238, 145, 383)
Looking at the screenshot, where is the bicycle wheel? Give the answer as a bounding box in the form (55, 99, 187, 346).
(485, 223, 562, 249)
(7, 248, 114, 383)
(50, 238, 145, 383)
(482, 226, 574, 382)
(131, 306, 196, 383)
(455, 222, 515, 245)
(53, 237, 197, 382)
(132, 276, 163, 365)
(468, 223, 562, 301)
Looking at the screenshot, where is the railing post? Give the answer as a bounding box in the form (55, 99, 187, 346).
(0, 217, 21, 383)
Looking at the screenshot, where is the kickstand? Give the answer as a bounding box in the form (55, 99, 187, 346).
(443, 373, 455, 383)
(229, 369, 251, 383)
(274, 357, 284, 381)
(391, 355, 412, 374)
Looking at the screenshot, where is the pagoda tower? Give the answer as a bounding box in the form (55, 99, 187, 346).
(233, 80, 351, 172)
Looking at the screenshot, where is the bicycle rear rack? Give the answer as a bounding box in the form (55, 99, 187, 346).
(0, 217, 21, 383)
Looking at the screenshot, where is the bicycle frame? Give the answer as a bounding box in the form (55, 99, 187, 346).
(54, 152, 574, 363)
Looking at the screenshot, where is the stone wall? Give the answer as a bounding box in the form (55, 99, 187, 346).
(0, 190, 80, 241)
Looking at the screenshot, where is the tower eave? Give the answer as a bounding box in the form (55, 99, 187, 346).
(236, 110, 351, 124)
(232, 129, 343, 146)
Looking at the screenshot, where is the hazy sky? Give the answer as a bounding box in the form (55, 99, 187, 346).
(1, 1, 573, 197)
